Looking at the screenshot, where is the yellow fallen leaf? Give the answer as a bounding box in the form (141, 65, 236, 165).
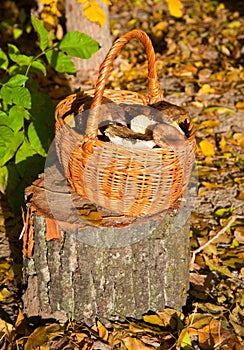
(203, 106, 234, 116)
(201, 120, 220, 128)
(198, 83, 215, 94)
(123, 336, 155, 350)
(199, 139, 215, 156)
(143, 313, 165, 326)
(97, 320, 109, 341)
(235, 101, 244, 110)
(25, 324, 62, 350)
(153, 21, 166, 32)
(219, 136, 231, 153)
(0, 288, 12, 301)
(83, 0, 107, 27)
(233, 133, 244, 147)
(166, 0, 184, 18)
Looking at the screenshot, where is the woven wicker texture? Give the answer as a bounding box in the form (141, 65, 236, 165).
(55, 30, 196, 217)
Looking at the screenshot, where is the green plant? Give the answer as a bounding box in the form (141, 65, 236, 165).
(0, 15, 99, 212)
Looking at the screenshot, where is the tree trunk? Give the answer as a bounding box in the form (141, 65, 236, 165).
(22, 163, 192, 326)
(64, 0, 112, 79)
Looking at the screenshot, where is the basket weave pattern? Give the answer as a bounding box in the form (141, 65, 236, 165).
(55, 30, 196, 217)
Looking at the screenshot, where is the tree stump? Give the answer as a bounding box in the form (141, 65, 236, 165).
(22, 159, 194, 326)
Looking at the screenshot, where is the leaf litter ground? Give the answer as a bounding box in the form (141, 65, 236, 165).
(0, 0, 244, 348)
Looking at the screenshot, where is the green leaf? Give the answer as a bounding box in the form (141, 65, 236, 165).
(45, 50, 76, 74)
(178, 328, 192, 349)
(214, 207, 235, 218)
(8, 43, 19, 55)
(6, 74, 29, 87)
(0, 111, 9, 125)
(8, 105, 25, 132)
(12, 86, 32, 109)
(31, 15, 49, 51)
(8, 44, 33, 67)
(0, 126, 24, 166)
(59, 31, 99, 59)
(13, 27, 23, 40)
(15, 139, 36, 164)
(30, 91, 55, 150)
(28, 122, 47, 157)
(15, 140, 45, 182)
(0, 86, 13, 105)
(0, 166, 8, 192)
(0, 49, 9, 70)
(30, 60, 47, 75)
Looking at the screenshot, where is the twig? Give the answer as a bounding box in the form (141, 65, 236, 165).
(190, 215, 243, 270)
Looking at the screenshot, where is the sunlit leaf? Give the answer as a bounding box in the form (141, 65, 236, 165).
(199, 139, 215, 156)
(30, 60, 47, 75)
(45, 50, 76, 74)
(28, 122, 47, 157)
(143, 313, 165, 327)
(166, 0, 184, 18)
(233, 133, 244, 147)
(96, 320, 109, 341)
(6, 74, 28, 87)
(214, 207, 234, 217)
(178, 328, 192, 349)
(235, 101, 244, 111)
(0, 49, 9, 70)
(123, 336, 155, 349)
(83, 0, 107, 27)
(204, 256, 234, 279)
(59, 31, 99, 59)
(0, 126, 24, 166)
(201, 120, 220, 128)
(198, 83, 215, 94)
(31, 14, 49, 51)
(7, 105, 25, 132)
(25, 324, 62, 350)
(203, 106, 234, 116)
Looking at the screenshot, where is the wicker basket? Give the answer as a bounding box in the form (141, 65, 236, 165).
(55, 30, 195, 217)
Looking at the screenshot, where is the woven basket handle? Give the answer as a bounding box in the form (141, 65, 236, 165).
(86, 30, 163, 137)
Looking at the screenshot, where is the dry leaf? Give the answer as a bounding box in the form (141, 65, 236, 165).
(24, 324, 62, 350)
(235, 101, 244, 110)
(166, 0, 184, 18)
(83, 0, 107, 27)
(199, 139, 215, 156)
(97, 320, 109, 341)
(123, 336, 155, 350)
(142, 313, 165, 327)
(198, 83, 216, 94)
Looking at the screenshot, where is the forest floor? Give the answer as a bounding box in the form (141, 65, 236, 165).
(0, 0, 244, 349)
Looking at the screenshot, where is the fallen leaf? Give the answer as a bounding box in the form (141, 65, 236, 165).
(166, 0, 184, 18)
(199, 139, 215, 156)
(229, 304, 244, 337)
(97, 320, 109, 341)
(203, 106, 234, 116)
(123, 336, 155, 350)
(177, 328, 192, 349)
(235, 101, 244, 110)
(204, 256, 234, 279)
(142, 313, 165, 327)
(82, 0, 107, 27)
(233, 133, 244, 147)
(24, 324, 62, 350)
(198, 84, 215, 94)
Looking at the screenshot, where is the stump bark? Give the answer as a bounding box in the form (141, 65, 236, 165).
(22, 163, 192, 326)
